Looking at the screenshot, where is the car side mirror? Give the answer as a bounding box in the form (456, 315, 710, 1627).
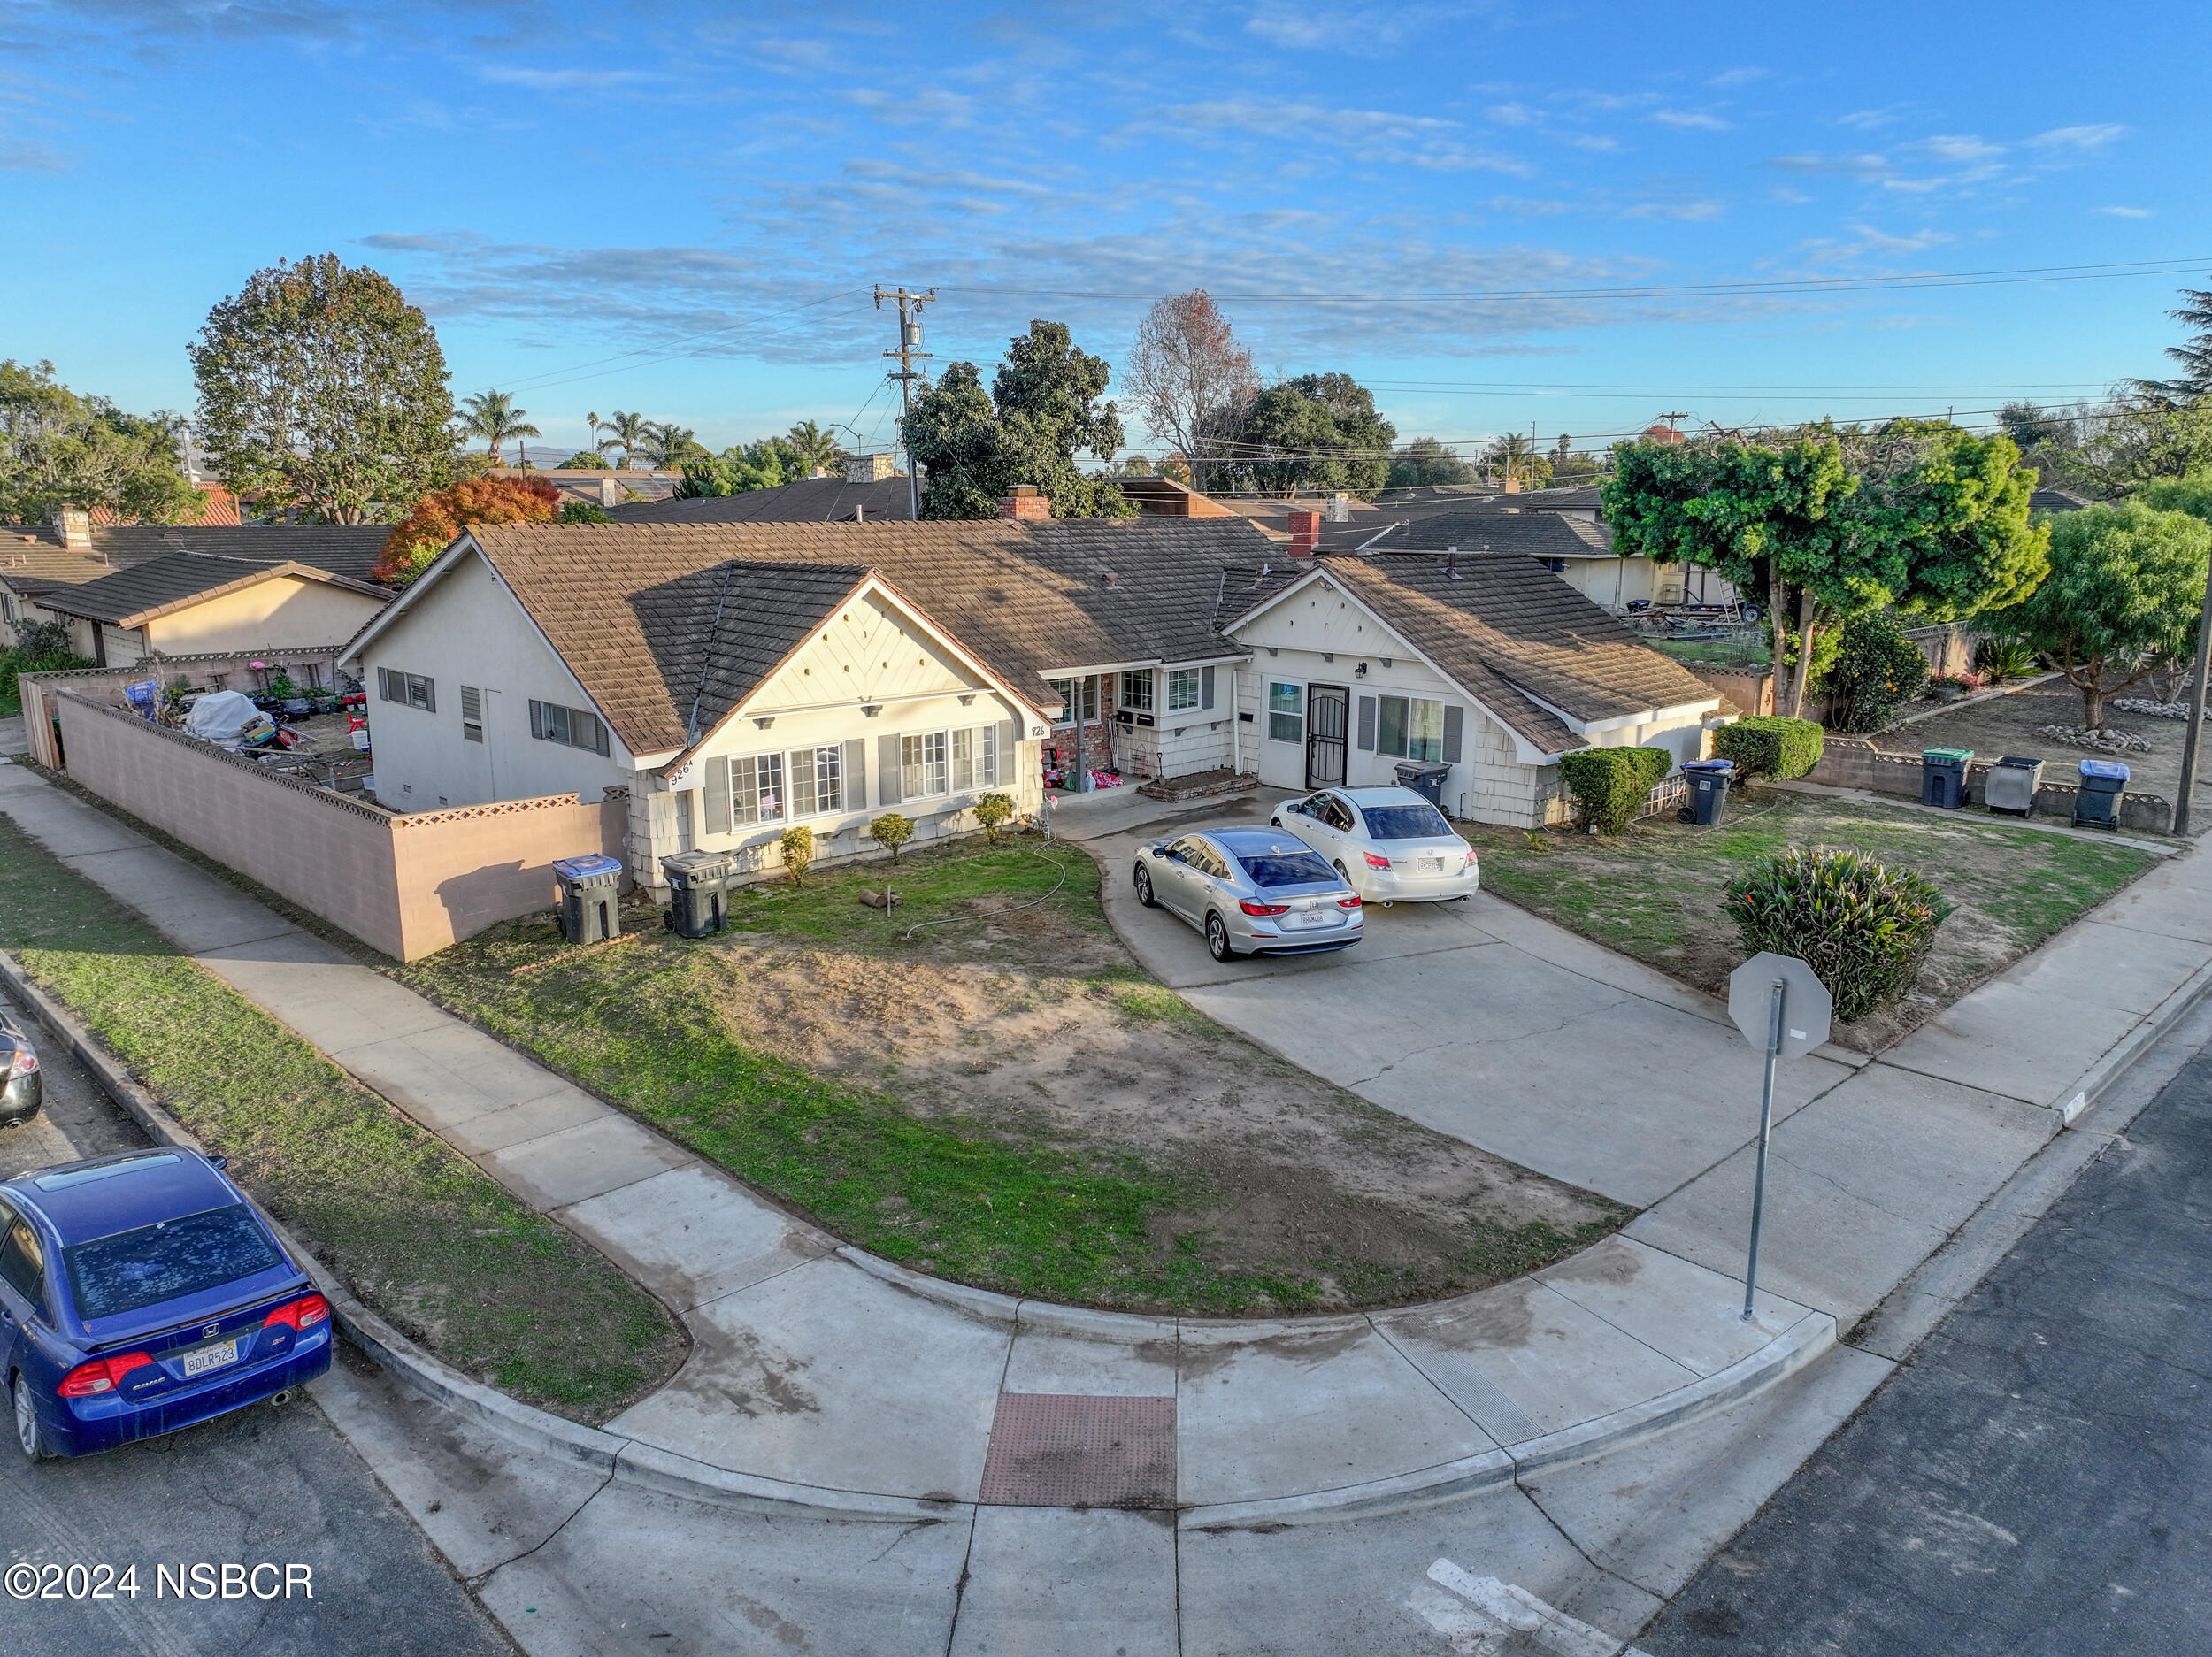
(1149, 846, 1166, 858)
(206, 1154, 228, 1170)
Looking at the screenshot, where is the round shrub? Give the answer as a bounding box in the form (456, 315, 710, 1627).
(780, 825, 815, 884)
(1557, 745, 1674, 835)
(972, 791, 1015, 843)
(869, 811, 915, 862)
(1713, 715, 1824, 781)
(1826, 611, 1928, 733)
(1725, 847, 1952, 1021)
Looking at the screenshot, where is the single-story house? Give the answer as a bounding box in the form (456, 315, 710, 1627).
(1220, 548, 1725, 825)
(484, 466, 686, 510)
(1394, 505, 1741, 613)
(339, 503, 1266, 891)
(612, 452, 915, 525)
(1, 517, 392, 665)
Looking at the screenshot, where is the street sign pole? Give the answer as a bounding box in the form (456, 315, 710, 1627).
(1743, 978, 1784, 1321)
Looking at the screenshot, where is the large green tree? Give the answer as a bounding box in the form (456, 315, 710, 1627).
(1210, 372, 1395, 497)
(1386, 436, 1472, 488)
(902, 320, 1133, 519)
(1993, 501, 2211, 725)
(190, 256, 457, 524)
(0, 359, 198, 525)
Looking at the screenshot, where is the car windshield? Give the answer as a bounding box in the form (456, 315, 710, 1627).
(1362, 803, 1453, 840)
(1238, 850, 1340, 888)
(63, 1204, 283, 1321)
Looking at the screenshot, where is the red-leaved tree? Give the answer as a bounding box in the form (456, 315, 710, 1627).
(373, 474, 561, 586)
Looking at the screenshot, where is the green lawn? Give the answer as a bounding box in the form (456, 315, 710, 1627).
(401, 832, 1627, 1316)
(1467, 787, 2156, 1047)
(0, 815, 685, 1423)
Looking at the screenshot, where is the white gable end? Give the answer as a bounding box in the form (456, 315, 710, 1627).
(749, 589, 987, 713)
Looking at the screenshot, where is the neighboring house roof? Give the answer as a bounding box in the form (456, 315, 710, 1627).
(611, 474, 916, 525)
(1389, 509, 1614, 556)
(362, 518, 1275, 759)
(1225, 549, 1718, 756)
(88, 482, 242, 528)
(488, 467, 686, 507)
(2030, 487, 2093, 514)
(1113, 476, 1243, 518)
(35, 555, 391, 629)
(2, 524, 393, 595)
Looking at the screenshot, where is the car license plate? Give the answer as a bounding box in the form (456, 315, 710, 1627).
(1417, 856, 1446, 873)
(1288, 909, 1330, 928)
(182, 1339, 240, 1377)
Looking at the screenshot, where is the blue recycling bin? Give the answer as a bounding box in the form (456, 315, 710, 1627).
(2072, 759, 2129, 830)
(1678, 758, 1735, 825)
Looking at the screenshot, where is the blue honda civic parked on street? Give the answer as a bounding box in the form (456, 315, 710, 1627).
(1, 1148, 333, 1460)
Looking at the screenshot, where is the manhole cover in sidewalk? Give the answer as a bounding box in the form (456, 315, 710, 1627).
(977, 1392, 1177, 1509)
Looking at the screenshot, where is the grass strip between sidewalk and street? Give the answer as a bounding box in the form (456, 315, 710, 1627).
(0, 812, 686, 1423)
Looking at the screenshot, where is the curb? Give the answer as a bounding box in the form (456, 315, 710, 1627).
(2050, 953, 2212, 1123)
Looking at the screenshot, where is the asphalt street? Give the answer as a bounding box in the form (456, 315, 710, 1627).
(0, 989, 512, 1657)
(1641, 1033, 2212, 1654)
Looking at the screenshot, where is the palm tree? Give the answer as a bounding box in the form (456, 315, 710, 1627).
(644, 422, 707, 468)
(1486, 432, 1540, 487)
(595, 410, 651, 470)
(459, 389, 541, 467)
(785, 419, 843, 477)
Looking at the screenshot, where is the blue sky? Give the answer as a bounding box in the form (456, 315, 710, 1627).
(3, 1, 2207, 464)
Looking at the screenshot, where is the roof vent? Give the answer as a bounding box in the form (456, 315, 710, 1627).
(1443, 548, 1460, 580)
(1102, 571, 1118, 587)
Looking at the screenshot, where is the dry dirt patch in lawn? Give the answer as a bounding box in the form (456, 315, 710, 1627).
(1466, 788, 2157, 1052)
(403, 834, 1625, 1316)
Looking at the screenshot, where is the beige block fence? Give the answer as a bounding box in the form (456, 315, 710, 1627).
(44, 691, 622, 960)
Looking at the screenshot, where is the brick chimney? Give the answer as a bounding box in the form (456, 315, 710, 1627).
(1286, 510, 1321, 556)
(53, 507, 93, 552)
(998, 485, 1051, 520)
(846, 451, 896, 484)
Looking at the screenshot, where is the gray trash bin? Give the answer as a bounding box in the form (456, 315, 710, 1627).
(552, 853, 625, 945)
(1393, 759, 1452, 809)
(1985, 755, 2043, 817)
(661, 850, 732, 939)
(1678, 758, 1734, 825)
(1921, 747, 1975, 809)
(2073, 759, 2128, 829)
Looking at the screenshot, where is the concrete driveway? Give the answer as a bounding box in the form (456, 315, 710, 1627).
(1087, 801, 1859, 1208)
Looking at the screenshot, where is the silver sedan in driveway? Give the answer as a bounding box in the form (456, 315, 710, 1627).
(1133, 827, 1364, 963)
(1268, 786, 1479, 904)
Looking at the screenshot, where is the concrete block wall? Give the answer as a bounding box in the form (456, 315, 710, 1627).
(1809, 736, 2172, 834)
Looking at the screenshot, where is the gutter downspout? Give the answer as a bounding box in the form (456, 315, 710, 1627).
(1229, 664, 1240, 775)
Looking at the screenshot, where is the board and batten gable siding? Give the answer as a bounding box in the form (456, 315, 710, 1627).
(357, 544, 633, 811)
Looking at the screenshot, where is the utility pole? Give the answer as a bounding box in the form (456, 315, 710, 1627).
(874, 286, 937, 520)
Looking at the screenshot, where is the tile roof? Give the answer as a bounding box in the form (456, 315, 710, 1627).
(1388, 508, 1613, 556)
(463, 517, 1275, 756)
(35, 555, 389, 627)
(93, 525, 393, 581)
(611, 473, 917, 525)
(1229, 549, 1718, 755)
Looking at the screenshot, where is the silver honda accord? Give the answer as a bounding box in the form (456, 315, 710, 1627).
(1132, 826, 1365, 962)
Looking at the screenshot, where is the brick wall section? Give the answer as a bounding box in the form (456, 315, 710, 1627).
(50, 693, 622, 960)
(1809, 736, 2172, 833)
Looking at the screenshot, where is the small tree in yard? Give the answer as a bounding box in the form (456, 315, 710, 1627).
(374, 474, 561, 585)
(1727, 848, 1951, 1022)
(780, 825, 815, 884)
(1991, 501, 2212, 725)
(1824, 611, 1929, 733)
(869, 812, 915, 862)
(972, 792, 1015, 843)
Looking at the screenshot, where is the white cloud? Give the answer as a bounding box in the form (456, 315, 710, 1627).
(476, 65, 665, 90)
(1158, 99, 1529, 173)
(1651, 109, 1730, 131)
(2029, 123, 2127, 150)
(2094, 205, 2152, 219)
(842, 88, 979, 127)
(1240, 1, 1492, 54)
(1909, 134, 2003, 162)
(1765, 151, 1891, 178)
(1836, 105, 1909, 131)
(1708, 66, 1764, 88)
(1560, 133, 1619, 151)
(0, 139, 68, 171)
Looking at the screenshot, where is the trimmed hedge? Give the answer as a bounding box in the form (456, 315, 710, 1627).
(1725, 847, 1951, 1021)
(1558, 745, 1674, 834)
(1713, 716, 1824, 781)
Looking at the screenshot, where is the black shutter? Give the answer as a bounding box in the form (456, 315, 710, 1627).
(1356, 695, 1376, 751)
(1442, 704, 1463, 763)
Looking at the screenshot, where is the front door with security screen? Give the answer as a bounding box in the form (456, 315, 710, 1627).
(1306, 685, 1349, 789)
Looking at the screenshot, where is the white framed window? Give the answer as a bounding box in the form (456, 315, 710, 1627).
(949, 725, 1001, 792)
(733, 753, 785, 825)
(378, 667, 434, 711)
(1048, 678, 1099, 724)
(902, 730, 949, 799)
(1267, 680, 1302, 744)
(1120, 670, 1155, 712)
(1167, 668, 1201, 711)
(1376, 695, 1447, 762)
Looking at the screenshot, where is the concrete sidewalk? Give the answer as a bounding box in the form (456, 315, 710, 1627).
(0, 760, 1832, 1526)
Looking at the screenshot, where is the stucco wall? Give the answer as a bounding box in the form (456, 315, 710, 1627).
(51, 691, 622, 960)
(144, 578, 388, 656)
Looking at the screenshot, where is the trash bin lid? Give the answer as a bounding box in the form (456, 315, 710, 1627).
(2078, 758, 2130, 781)
(1393, 760, 1450, 779)
(661, 850, 731, 878)
(1994, 755, 2042, 769)
(552, 854, 625, 881)
(1683, 758, 1734, 774)
(1922, 748, 1975, 763)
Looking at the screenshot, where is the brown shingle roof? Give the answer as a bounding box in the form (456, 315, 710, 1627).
(1233, 550, 1717, 755)
(611, 474, 916, 525)
(36, 555, 389, 628)
(1391, 509, 1612, 556)
(464, 518, 1275, 755)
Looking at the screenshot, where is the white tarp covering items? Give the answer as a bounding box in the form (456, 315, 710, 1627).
(183, 689, 263, 743)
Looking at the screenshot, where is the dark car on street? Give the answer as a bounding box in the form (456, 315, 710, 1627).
(0, 1006, 41, 1127)
(2, 1148, 332, 1459)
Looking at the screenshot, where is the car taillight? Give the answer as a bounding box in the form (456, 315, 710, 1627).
(1363, 852, 1392, 870)
(59, 1353, 153, 1396)
(1337, 895, 1363, 909)
(1238, 899, 1290, 917)
(6, 1047, 33, 1077)
(264, 1293, 330, 1331)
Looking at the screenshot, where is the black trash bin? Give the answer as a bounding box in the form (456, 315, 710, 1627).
(1922, 747, 1975, 809)
(1393, 759, 1452, 809)
(661, 850, 732, 939)
(2073, 759, 2129, 829)
(552, 853, 625, 945)
(1678, 758, 1734, 825)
